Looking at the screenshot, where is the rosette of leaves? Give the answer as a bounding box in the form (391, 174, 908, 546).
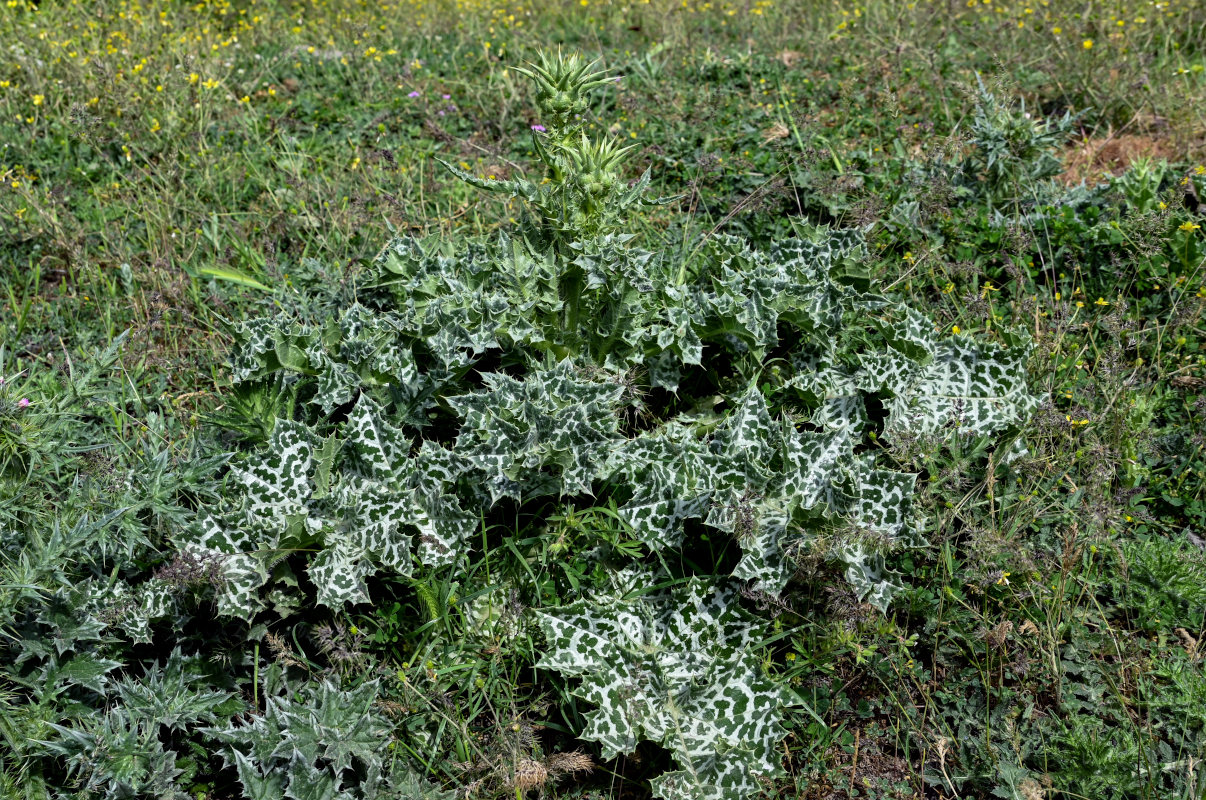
(535, 575, 791, 800)
(186, 51, 1038, 627)
(176, 52, 1040, 799)
(886, 81, 1076, 227)
(963, 82, 1074, 210)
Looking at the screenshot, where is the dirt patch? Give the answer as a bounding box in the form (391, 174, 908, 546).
(1059, 133, 1176, 185)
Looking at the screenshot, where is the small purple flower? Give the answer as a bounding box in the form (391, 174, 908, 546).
(407, 90, 421, 98)
(442, 94, 451, 99)
(17, 398, 30, 409)
(530, 124, 546, 132)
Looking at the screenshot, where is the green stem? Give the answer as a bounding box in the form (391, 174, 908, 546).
(675, 257, 690, 287)
(593, 297, 630, 361)
(253, 643, 259, 713)
(561, 266, 584, 352)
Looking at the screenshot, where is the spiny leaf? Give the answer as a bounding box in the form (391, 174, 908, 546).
(883, 336, 1038, 441)
(536, 577, 792, 800)
(448, 361, 625, 500)
(235, 750, 286, 800)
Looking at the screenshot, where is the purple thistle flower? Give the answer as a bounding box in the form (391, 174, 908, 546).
(530, 124, 546, 132)
(442, 94, 451, 99)
(407, 90, 421, 98)
(17, 398, 30, 409)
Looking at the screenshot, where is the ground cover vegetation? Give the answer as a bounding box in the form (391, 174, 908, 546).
(1, 0, 1205, 798)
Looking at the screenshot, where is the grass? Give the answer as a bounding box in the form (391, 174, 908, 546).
(2, 0, 1206, 798)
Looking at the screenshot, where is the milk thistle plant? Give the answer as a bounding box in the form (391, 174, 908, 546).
(155, 52, 1038, 799)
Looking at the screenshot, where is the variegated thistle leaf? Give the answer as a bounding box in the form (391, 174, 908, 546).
(370, 232, 563, 357)
(535, 577, 791, 800)
(608, 407, 778, 551)
(606, 427, 715, 549)
(230, 419, 319, 533)
(728, 424, 853, 593)
(839, 541, 906, 615)
(344, 394, 409, 483)
(179, 420, 325, 620)
(823, 456, 919, 612)
(448, 361, 626, 501)
(606, 386, 922, 605)
(228, 311, 421, 417)
(715, 382, 777, 480)
(882, 335, 1039, 440)
(181, 395, 481, 617)
(208, 154, 1038, 624)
